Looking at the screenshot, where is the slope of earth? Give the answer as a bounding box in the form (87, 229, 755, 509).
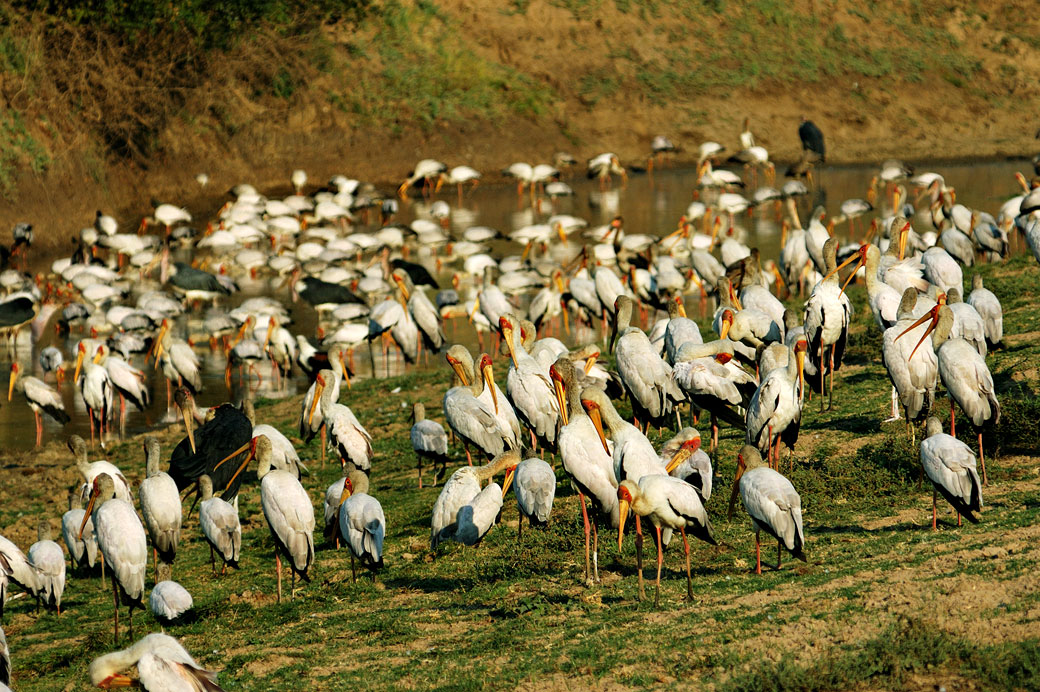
(0, 1, 1037, 249)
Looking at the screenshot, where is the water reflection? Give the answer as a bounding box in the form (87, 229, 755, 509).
(2, 158, 1029, 451)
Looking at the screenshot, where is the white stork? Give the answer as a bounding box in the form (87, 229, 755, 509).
(79, 473, 147, 644)
(920, 417, 983, 529)
(897, 305, 999, 485)
(728, 446, 806, 575)
(550, 357, 618, 583)
(745, 340, 806, 467)
(198, 474, 241, 574)
(617, 475, 715, 606)
(430, 450, 518, 549)
(337, 476, 385, 582)
(804, 237, 852, 410)
(8, 362, 69, 446)
(500, 313, 559, 451)
(138, 438, 181, 580)
(89, 633, 224, 690)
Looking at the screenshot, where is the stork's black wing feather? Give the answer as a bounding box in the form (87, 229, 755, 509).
(391, 259, 439, 289)
(0, 296, 36, 328)
(168, 405, 252, 499)
(300, 277, 366, 306)
(798, 120, 826, 162)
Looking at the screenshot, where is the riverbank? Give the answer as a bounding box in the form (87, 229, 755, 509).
(0, 1, 1037, 249)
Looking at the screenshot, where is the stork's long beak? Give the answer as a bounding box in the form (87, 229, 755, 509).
(501, 324, 518, 368)
(676, 300, 688, 319)
(7, 368, 16, 401)
(214, 440, 252, 472)
(97, 672, 135, 688)
(796, 348, 805, 395)
(896, 308, 939, 360)
(481, 360, 498, 414)
(223, 445, 257, 492)
(448, 358, 469, 386)
(823, 250, 861, 285)
(585, 404, 610, 456)
(617, 498, 630, 551)
(898, 222, 909, 260)
(469, 296, 480, 323)
(148, 322, 167, 363)
(187, 482, 202, 516)
(552, 376, 569, 426)
(665, 438, 700, 474)
(838, 256, 863, 296)
(339, 355, 352, 391)
(78, 490, 97, 539)
(339, 478, 352, 507)
(394, 275, 411, 301)
(907, 314, 939, 361)
(233, 321, 248, 347)
(307, 380, 325, 426)
(727, 462, 746, 520)
(501, 466, 516, 498)
(180, 403, 196, 454)
(583, 353, 597, 375)
(719, 317, 732, 340)
(73, 350, 85, 383)
(92, 348, 104, 365)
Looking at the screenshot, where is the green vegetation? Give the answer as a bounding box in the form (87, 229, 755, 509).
(0, 0, 1026, 204)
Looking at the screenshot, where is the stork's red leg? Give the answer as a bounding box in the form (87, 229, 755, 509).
(578, 491, 591, 583)
(755, 531, 762, 575)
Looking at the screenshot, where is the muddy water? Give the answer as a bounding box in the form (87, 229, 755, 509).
(1, 159, 1029, 452)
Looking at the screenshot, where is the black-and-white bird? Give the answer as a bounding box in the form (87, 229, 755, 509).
(920, 417, 982, 529)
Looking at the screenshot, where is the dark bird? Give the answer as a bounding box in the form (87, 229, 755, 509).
(391, 258, 439, 289)
(293, 274, 366, 310)
(167, 262, 231, 301)
(167, 388, 252, 501)
(0, 294, 39, 349)
(11, 223, 32, 252)
(798, 117, 826, 163)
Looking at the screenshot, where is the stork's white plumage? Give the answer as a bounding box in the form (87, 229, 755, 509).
(149, 580, 193, 621)
(431, 451, 518, 549)
(617, 474, 715, 605)
(198, 475, 241, 573)
(337, 477, 385, 581)
(81, 472, 148, 644)
(138, 438, 181, 575)
(89, 633, 224, 690)
(920, 417, 983, 529)
(728, 446, 806, 575)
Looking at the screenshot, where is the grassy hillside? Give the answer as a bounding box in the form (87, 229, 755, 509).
(0, 255, 1038, 690)
(0, 0, 1037, 245)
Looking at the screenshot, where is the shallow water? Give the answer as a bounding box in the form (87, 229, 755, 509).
(2, 158, 1029, 452)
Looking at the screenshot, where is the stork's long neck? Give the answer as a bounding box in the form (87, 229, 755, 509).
(863, 252, 880, 296)
(475, 453, 515, 482)
(597, 398, 625, 435)
(90, 647, 141, 683)
(145, 446, 160, 478)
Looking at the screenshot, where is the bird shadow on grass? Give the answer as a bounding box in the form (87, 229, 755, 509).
(385, 574, 478, 593)
(811, 522, 921, 536)
(805, 413, 880, 436)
